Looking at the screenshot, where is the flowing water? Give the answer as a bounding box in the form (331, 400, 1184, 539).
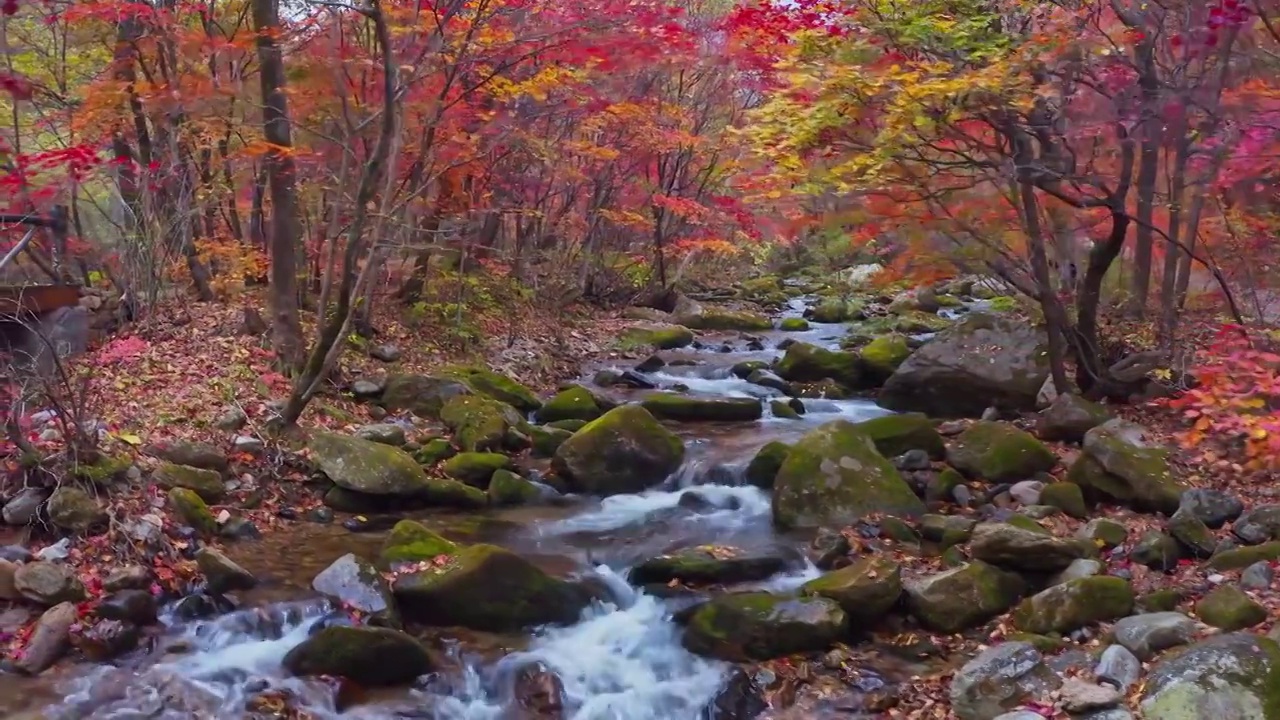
(25, 297, 927, 720)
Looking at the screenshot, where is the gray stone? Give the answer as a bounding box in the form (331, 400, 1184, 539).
(0, 558, 19, 600)
(1095, 644, 1142, 692)
(1060, 678, 1123, 713)
(1140, 633, 1280, 720)
(13, 602, 77, 674)
(969, 522, 1092, 572)
(214, 407, 248, 432)
(312, 553, 398, 627)
(1111, 612, 1199, 661)
(1075, 711, 1135, 720)
(354, 423, 408, 447)
(195, 547, 256, 594)
(949, 641, 1062, 720)
(1241, 561, 1274, 590)
(1050, 558, 1103, 586)
(993, 713, 1047, 720)
(1232, 505, 1280, 545)
(1180, 489, 1244, 529)
(13, 561, 86, 606)
(1009, 480, 1044, 505)
(3, 487, 47, 525)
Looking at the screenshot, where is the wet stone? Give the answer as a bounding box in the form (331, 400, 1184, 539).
(1095, 644, 1142, 691)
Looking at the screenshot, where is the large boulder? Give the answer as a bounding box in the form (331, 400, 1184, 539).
(283, 626, 432, 686)
(1011, 576, 1134, 634)
(309, 432, 434, 496)
(947, 422, 1058, 483)
(878, 313, 1050, 417)
(1067, 419, 1184, 514)
(537, 386, 603, 424)
(950, 642, 1062, 720)
(640, 393, 763, 422)
(379, 520, 458, 567)
(682, 592, 848, 661)
(1140, 633, 1280, 720)
(969, 522, 1095, 572)
(851, 413, 945, 459)
(440, 395, 528, 452)
(438, 365, 541, 413)
(381, 373, 473, 417)
(800, 556, 902, 624)
(392, 544, 589, 632)
(775, 342, 862, 389)
(551, 405, 684, 496)
(903, 561, 1025, 633)
(772, 420, 925, 530)
(676, 307, 772, 332)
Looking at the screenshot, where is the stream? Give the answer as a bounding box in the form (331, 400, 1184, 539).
(30, 296, 941, 720)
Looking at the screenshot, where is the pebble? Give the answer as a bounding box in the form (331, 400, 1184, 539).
(1095, 644, 1141, 691)
(1059, 678, 1122, 713)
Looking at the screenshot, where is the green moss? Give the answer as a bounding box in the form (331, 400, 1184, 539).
(779, 318, 811, 331)
(948, 421, 1058, 482)
(168, 487, 217, 535)
(745, 441, 790, 489)
(488, 469, 541, 506)
(988, 296, 1018, 312)
(769, 399, 801, 419)
(529, 425, 573, 458)
(551, 404, 685, 495)
(730, 360, 769, 378)
(1039, 482, 1088, 519)
(904, 561, 1025, 633)
(282, 626, 430, 686)
(153, 462, 225, 503)
(380, 520, 458, 567)
(680, 309, 773, 332)
(1197, 585, 1267, 631)
(381, 373, 473, 418)
(858, 334, 912, 381)
(547, 419, 588, 432)
(1137, 588, 1185, 613)
(1011, 576, 1134, 634)
(1206, 542, 1280, 570)
(73, 455, 132, 485)
(775, 342, 863, 388)
(439, 365, 541, 413)
(926, 467, 964, 504)
(1077, 518, 1128, 549)
(1005, 632, 1069, 653)
(620, 323, 695, 350)
(640, 393, 763, 422)
(413, 438, 456, 465)
(892, 311, 950, 333)
(853, 413, 945, 459)
(440, 395, 525, 452)
(537, 387, 603, 424)
(800, 556, 902, 622)
(1005, 514, 1051, 535)
(441, 452, 512, 487)
(810, 298, 864, 323)
(682, 592, 849, 661)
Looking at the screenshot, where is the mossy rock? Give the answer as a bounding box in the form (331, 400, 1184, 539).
(441, 452, 512, 488)
(903, 561, 1025, 633)
(413, 438, 456, 466)
(1039, 482, 1088, 519)
(73, 455, 132, 485)
(1139, 633, 1280, 720)
(152, 462, 225, 503)
(629, 546, 787, 586)
(926, 468, 965, 504)
(1137, 588, 1186, 613)
(1207, 541, 1280, 570)
(552, 405, 685, 496)
(620, 323, 695, 350)
(1169, 507, 1217, 559)
(440, 395, 527, 453)
(773, 420, 924, 530)
(46, 486, 107, 534)
(1077, 518, 1128, 549)
(918, 513, 977, 548)
(488, 469, 541, 506)
(809, 298, 863, 324)
(1005, 632, 1070, 653)
(682, 592, 849, 661)
(1071, 419, 1184, 514)
(892, 311, 950, 334)
(678, 308, 773, 332)
(779, 318, 810, 331)
(800, 556, 902, 623)
(640, 393, 763, 422)
(546, 419, 588, 432)
(1132, 531, 1183, 571)
(1037, 394, 1112, 443)
(987, 296, 1018, 312)
(1011, 576, 1134, 634)
(392, 544, 589, 632)
(858, 334, 912, 383)
(852, 413, 945, 459)
(282, 626, 431, 686)
(1197, 585, 1266, 631)
(537, 387, 603, 424)
(731, 360, 770, 378)
(775, 342, 862, 388)
(380, 520, 459, 567)
(529, 425, 573, 458)
(968, 522, 1094, 572)
(792, 379, 850, 399)
(439, 365, 541, 413)
(745, 441, 790, 489)
(168, 487, 217, 536)
(947, 421, 1058, 483)
(769, 399, 801, 419)
(308, 432, 436, 496)
(381, 373, 473, 418)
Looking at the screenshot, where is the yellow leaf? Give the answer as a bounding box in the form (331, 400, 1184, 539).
(116, 432, 142, 445)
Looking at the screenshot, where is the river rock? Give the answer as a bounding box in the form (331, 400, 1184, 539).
(682, 592, 848, 661)
(677, 307, 773, 332)
(903, 561, 1024, 632)
(442, 452, 513, 487)
(1197, 584, 1266, 631)
(969, 522, 1094, 572)
(620, 322, 695, 350)
(1067, 419, 1183, 514)
(313, 553, 399, 628)
(1180, 489, 1244, 529)
(3, 487, 48, 525)
(381, 373, 473, 418)
(152, 462, 226, 503)
(1011, 576, 1134, 634)
(537, 386, 604, 424)
(147, 440, 228, 472)
(702, 666, 767, 720)
(379, 520, 458, 567)
(0, 558, 19, 600)
(1130, 530, 1182, 571)
(1077, 518, 1128, 549)
(512, 662, 567, 718)
(440, 395, 528, 452)
(1096, 644, 1142, 692)
(771, 420, 924, 530)
(949, 641, 1062, 720)
(629, 546, 788, 586)
(774, 342, 863, 389)
(439, 365, 542, 413)
(392, 544, 589, 632)
(640, 393, 763, 422)
(13, 561, 86, 605)
(858, 333, 912, 383)
(1242, 561, 1274, 590)
(744, 441, 790, 489)
(167, 487, 217, 535)
(879, 313, 1049, 418)
(1037, 394, 1111, 443)
(309, 432, 484, 507)
(1060, 678, 1123, 713)
(354, 423, 407, 446)
(1139, 633, 1280, 720)
(851, 412, 946, 459)
(1232, 505, 1280, 545)
(283, 625, 432, 686)
(1050, 558, 1103, 585)
(96, 589, 158, 625)
(489, 470, 542, 506)
(1168, 507, 1217, 558)
(948, 422, 1058, 483)
(13, 602, 77, 674)
(1111, 612, 1199, 660)
(195, 547, 256, 594)
(74, 618, 140, 662)
(800, 556, 901, 623)
(552, 405, 684, 496)
(45, 486, 107, 534)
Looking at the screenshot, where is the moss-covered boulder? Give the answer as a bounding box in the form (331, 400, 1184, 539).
(947, 422, 1058, 483)
(677, 308, 773, 332)
(772, 420, 925, 530)
(809, 298, 863, 324)
(440, 395, 527, 452)
(1139, 633, 1280, 720)
(529, 425, 573, 458)
(168, 487, 217, 535)
(1207, 541, 1280, 570)
(283, 626, 431, 686)
(620, 322, 695, 350)
(1011, 576, 1134, 634)
(745, 441, 790, 489)
(1077, 518, 1128, 549)
(392, 544, 589, 632)
(382, 374, 473, 418)
(1197, 585, 1266, 631)
(903, 561, 1025, 633)
(629, 546, 788, 586)
(682, 592, 849, 661)
(441, 452, 512, 488)
(800, 556, 901, 624)
(552, 405, 684, 496)
(852, 413, 946, 459)
(892, 311, 950, 334)
(858, 334, 912, 383)
(439, 365, 541, 413)
(879, 313, 1050, 417)
(1039, 482, 1088, 519)
(536, 387, 603, 424)
(413, 438, 456, 465)
(775, 342, 862, 388)
(769, 399, 801, 419)
(969, 522, 1094, 572)
(640, 393, 763, 422)
(1037, 394, 1112, 443)
(1132, 531, 1184, 571)
(309, 432, 436, 496)
(1068, 419, 1184, 514)
(152, 463, 225, 503)
(1169, 507, 1217, 558)
(547, 419, 588, 432)
(45, 486, 107, 534)
(779, 318, 810, 331)
(918, 513, 977, 547)
(488, 469, 542, 506)
(949, 641, 1062, 720)
(380, 520, 458, 568)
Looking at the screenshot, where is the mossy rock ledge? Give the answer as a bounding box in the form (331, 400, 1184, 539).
(682, 592, 849, 661)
